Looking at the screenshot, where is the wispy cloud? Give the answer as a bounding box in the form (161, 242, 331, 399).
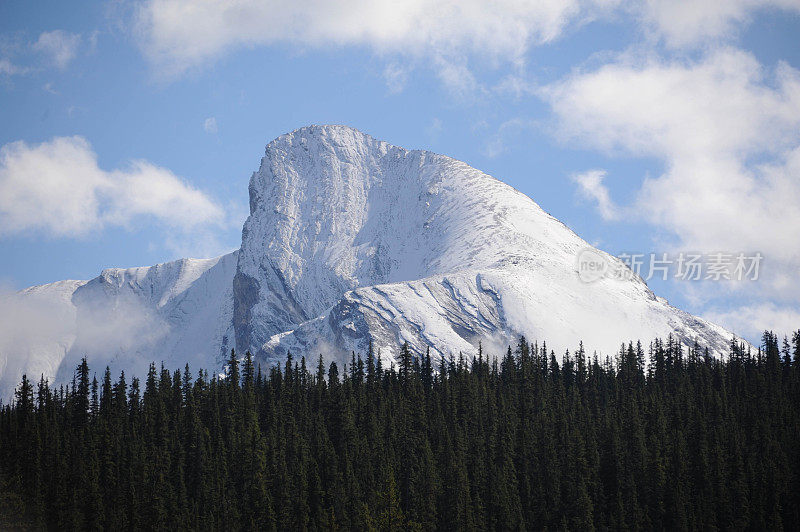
(0, 282, 81, 399)
(0, 281, 174, 401)
(32, 30, 81, 70)
(382, 62, 410, 94)
(426, 118, 443, 142)
(483, 118, 536, 158)
(1, 30, 82, 79)
(203, 117, 218, 134)
(704, 303, 800, 341)
(0, 57, 29, 77)
(570, 169, 620, 221)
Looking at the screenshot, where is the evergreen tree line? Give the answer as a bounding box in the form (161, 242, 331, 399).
(1, 331, 800, 531)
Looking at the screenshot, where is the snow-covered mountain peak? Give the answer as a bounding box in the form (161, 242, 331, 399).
(1, 125, 736, 400)
(237, 124, 571, 352)
(234, 125, 725, 364)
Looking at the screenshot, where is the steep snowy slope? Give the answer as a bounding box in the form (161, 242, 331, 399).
(235, 125, 732, 366)
(0, 253, 236, 400)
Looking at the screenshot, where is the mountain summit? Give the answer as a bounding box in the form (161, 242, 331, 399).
(234, 125, 730, 362)
(0, 125, 732, 398)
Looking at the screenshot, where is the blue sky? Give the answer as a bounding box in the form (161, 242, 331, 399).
(2, 0, 799, 341)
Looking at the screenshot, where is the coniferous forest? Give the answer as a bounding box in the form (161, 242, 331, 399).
(2, 332, 800, 531)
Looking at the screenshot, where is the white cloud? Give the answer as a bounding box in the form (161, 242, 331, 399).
(570, 169, 619, 220)
(128, 0, 800, 110)
(0, 57, 27, 76)
(0, 283, 80, 399)
(132, 0, 800, 83)
(135, 0, 616, 78)
(641, 0, 800, 48)
(0, 282, 173, 401)
(545, 49, 800, 158)
(382, 62, 410, 94)
(32, 30, 81, 70)
(544, 49, 800, 275)
(704, 303, 800, 340)
(434, 56, 487, 101)
(0, 136, 225, 238)
(69, 290, 170, 370)
(495, 71, 539, 99)
(203, 116, 218, 134)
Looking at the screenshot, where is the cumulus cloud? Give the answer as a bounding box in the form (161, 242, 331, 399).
(0, 136, 225, 238)
(32, 30, 81, 70)
(570, 169, 619, 220)
(545, 49, 800, 159)
(543, 48, 800, 300)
